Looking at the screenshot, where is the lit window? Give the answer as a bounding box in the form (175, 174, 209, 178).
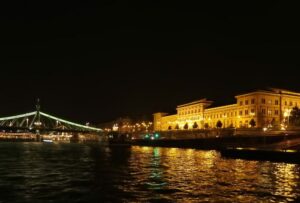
(268, 110, 272, 116)
(268, 100, 272, 104)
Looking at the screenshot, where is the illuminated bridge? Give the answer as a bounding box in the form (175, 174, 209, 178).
(0, 100, 102, 141)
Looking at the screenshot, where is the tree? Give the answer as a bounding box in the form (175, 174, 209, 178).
(271, 118, 276, 127)
(168, 126, 172, 130)
(216, 120, 223, 128)
(193, 122, 198, 129)
(204, 123, 209, 129)
(290, 106, 300, 126)
(175, 124, 179, 130)
(228, 123, 234, 128)
(184, 123, 189, 130)
(249, 119, 256, 128)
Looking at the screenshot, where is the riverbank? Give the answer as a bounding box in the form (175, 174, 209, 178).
(131, 134, 300, 150)
(130, 134, 300, 163)
(220, 148, 300, 164)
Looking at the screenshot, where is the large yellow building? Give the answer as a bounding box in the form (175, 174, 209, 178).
(153, 88, 300, 131)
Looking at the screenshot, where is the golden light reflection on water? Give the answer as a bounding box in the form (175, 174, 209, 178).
(273, 164, 300, 201)
(130, 146, 300, 202)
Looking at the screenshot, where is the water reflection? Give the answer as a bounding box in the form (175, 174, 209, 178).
(129, 146, 300, 202)
(0, 143, 300, 202)
(273, 164, 300, 201)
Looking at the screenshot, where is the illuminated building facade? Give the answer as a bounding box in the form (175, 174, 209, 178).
(153, 88, 300, 131)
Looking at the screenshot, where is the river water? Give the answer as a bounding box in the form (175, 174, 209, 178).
(0, 142, 299, 202)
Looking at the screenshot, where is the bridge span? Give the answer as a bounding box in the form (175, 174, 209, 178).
(0, 100, 103, 142)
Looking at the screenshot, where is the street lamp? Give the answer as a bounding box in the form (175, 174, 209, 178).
(284, 108, 292, 127)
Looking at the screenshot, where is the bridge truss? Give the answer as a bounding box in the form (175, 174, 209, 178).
(0, 101, 102, 134)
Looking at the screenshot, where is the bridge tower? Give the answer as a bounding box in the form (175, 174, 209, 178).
(35, 98, 42, 141)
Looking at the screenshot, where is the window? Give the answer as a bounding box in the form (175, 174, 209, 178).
(275, 110, 279, 115)
(251, 109, 255, 113)
(261, 98, 266, 104)
(275, 100, 279, 105)
(268, 110, 272, 116)
(285, 101, 288, 105)
(290, 101, 293, 106)
(251, 99, 255, 104)
(239, 111, 243, 116)
(245, 120, 249, 127)
(245, 110, 249, 115)
(245, 100, 249, 105)
(262, 109, 266, 115)
(240, 101, 243, 106)
(268, 100, 272, 104)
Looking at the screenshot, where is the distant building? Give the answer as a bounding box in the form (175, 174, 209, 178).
(153, 88, 300, 131)
(99, 117, 153, 133)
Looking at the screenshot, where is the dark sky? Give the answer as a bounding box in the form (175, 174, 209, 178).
(0, 0, 299, 124)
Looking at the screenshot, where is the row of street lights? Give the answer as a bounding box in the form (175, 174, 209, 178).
(105, 121, 153, 133)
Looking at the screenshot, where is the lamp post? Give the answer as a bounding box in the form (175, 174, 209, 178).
(284, 109, 292, 128)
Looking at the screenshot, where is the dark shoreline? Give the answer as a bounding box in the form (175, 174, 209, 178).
(129, 134, 300, 164)
(219, 148, 300, 164)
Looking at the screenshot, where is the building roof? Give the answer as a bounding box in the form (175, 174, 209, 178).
(269, 88, 300, 96)
(177, 98, 213, 108)
(235, 88, 300, 98)
(205, 104, 237, 112)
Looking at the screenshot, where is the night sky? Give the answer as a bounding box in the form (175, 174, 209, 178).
(0, 1, 299, 124)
